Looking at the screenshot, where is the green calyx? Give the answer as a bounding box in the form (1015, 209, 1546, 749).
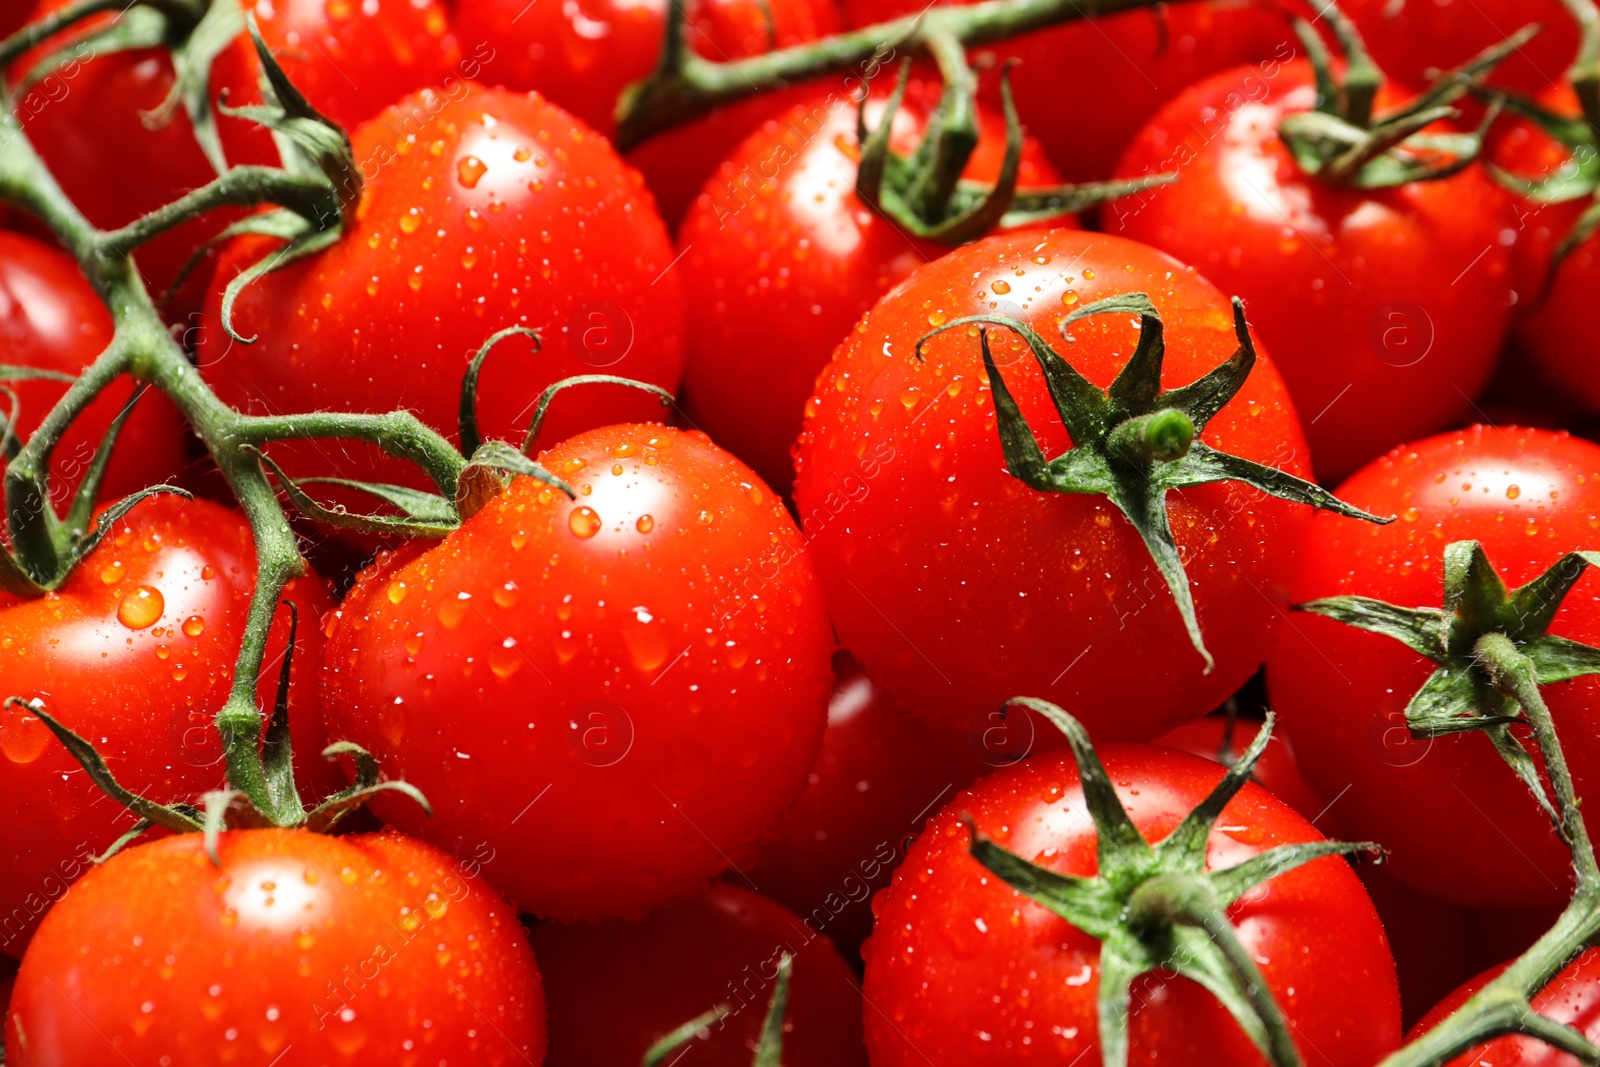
(917, 292, 1390, 670)
(641, 953, 791, 1067)
(853, 53, 1173, 245)
(1297, 540, 1600, 833)
(1276, 2, 1537, 189)
(967, 697, 1377, 1067)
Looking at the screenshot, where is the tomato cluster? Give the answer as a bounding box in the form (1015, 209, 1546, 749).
(2, 0, 1599, 1064)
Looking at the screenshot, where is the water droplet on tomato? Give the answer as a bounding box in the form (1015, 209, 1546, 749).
(490, 638, 523, 679)
(438, 593, 471, 630)
(387, 581, 408, 604)
(492, 582, 520, 608)
(569, 506, 601, 538)
(118, 586, 164, 629)
(0, 700, 50, 763)
(635, 514, 654, 534)
(623, 607, 668, 672)
(99, 561, 125, 584)
(1507, 484, 1521, 500)
(182, 615, 205, 637)
(457, 155, 488, 188)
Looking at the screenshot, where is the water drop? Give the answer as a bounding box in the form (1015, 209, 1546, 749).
(457, 156, 489, 187)
(636, 514, 655, 534)
(182, 615, 205, 637)
(569, 506, 601, 538)
(118, 586, 164, 629)
(0, 700, 50, 763)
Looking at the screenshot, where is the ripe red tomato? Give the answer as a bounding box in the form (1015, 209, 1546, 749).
(320, 425, 834, 921)
(1410, 950, 1600, 1064)
(19, 0, 458, 303)
(1266, 425, 1600, 908)
(1343, 0, 1578, 99)
(455, 0, 840, 226)
(1485, 83, 1600, 411)
(202, 84, 685, 494)
(5, 828, 547, 1064)
(0, 230, 186, 502)
(838, 0, 1290, 183)
(862, 743, 1402, 1063)
(745, 652, 992, 956)
(1111, 59, 1517, 482)
(0, 494, 333, 958)
(792, 228, 1316, 744)
(529, 882, 866, 1065)
(678, 76, 1068, 492)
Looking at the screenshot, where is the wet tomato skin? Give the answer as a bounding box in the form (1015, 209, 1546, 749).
(201, 84, 685, 493)
(529, 882, 866, 1066)
(0, 231, 186, 502)
(1410, 950, 1600, 1065)
(745, 652, 994, 957)
(792, 228, 1314, 744)
(1267, 426, 1600, 908)
(679, 77, 1068, 492)
(0, 495, 333, 958)
(862, 744, 1402, 1064)
(5, 828, 547, 1065)
(1154, 715, 1330, 828)
(1341, 0, 1577, 99)
(1110, 60, 1517, 483)
(320, 425, 834, 922)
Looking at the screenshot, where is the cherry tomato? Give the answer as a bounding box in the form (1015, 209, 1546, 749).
(529, 882, 866, 1065)
(1410, 950, 1600, 1064)
(1110, 59, 1517, 482)
(1266, 425, 1600, 908)
(1484, 83, 1600, 413)
(455, 0, 840, 227)
(862, 743, 1401, 1064)
(5, 828, 546, 1065)
(1154, 713, 1331, 828)
(792, 228, 1315, 744)
(320, 425, 834, 921)
(838, 0, 1291, 184)
(19, 0, 459, 304)
(678, 75, 1067, 492)
(0, 230, 186, 502)
(745, 652, 992, 956)
(1343, 0, 1577, 100)
(202, 84, 685, 496)
(0, 494, 333, 958)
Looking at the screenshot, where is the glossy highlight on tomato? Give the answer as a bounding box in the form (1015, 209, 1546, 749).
(0, 494, 333, 957)
(5, 828, 547, 1065)
(1268, 426, 1600, 908)
(793, 228, 1316, 744)
(320, 425, 834, 921)
(862, 743, 1402, 1064)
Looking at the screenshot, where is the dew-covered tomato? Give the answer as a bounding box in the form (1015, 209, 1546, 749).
(838, 0, 1290, 183)
(19, 0, 459, 303)
(679, 76, 1067, 492)
(0, 231, 185, 501)
(1267, 426, 1600, 908)
(1110, 59, 1517, 482)
(792, 228, 1315, 744)
(1410, 949, 1600, 1064)
(455, 0, 841, 228)
(5, 828, 546, 1065)
(745, 652, 991, 956)
(320, 425, 834, 921)
(863, 743, 1401, 1064)
(201, 85, 684, 495)
(529, 882, 866, 1065)
(0, 495, 332, 958)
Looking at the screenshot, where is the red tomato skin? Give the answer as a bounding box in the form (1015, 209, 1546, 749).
(678, 77, 1068, 492)
(1154, 715, 1331, 829)
(862, 744, 1402, 1065)
(455, 0, 840, 226)
(745, 652, 993, 956)
(1486, 83, 1600, 412)
(201, 84, 685, 493)
(320, 425, 834, 921)
(530, 883, 866, 1066)
(5, 828, 547, 1065)
(1342, 0, 1577, 100)
(839, 0, 1291, 183)
(793, 228, 1314, 744)
(1110, 60, 1517, 483)
(0, 231, 186, 501)
(20, 0, 458, 304)
(1266, 426, 1600, 908)
(0, 495, 334, 958)
(1411, 950, 1600, 1065)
